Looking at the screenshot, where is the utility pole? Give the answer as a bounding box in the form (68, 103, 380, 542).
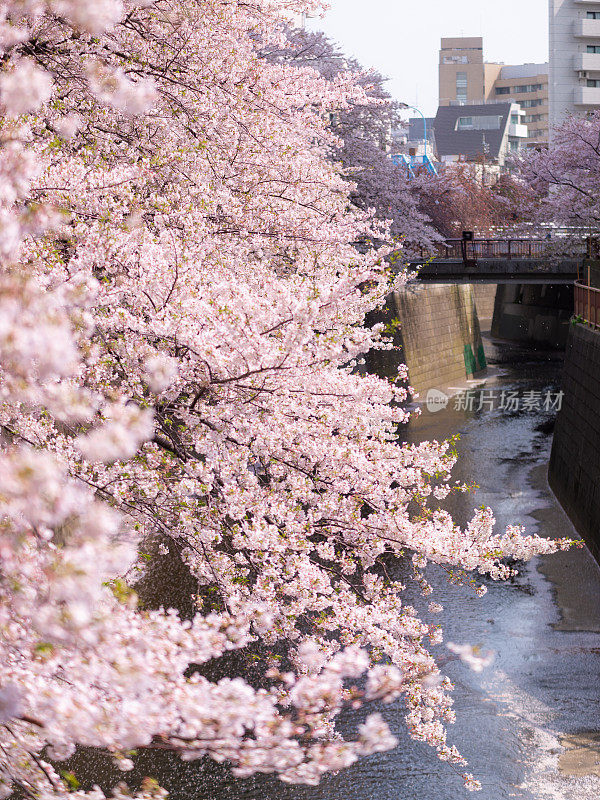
(398, 103, 428, 155)
(481, 133, 490, 187)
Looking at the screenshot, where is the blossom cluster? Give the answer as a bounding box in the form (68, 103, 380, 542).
(519, 111, 600, 228)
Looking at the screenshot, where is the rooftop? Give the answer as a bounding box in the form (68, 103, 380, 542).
(500, 63, 549, 80)
(433, 102, 516, 161)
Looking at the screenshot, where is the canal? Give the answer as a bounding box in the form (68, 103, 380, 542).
(83, 329, 600, 799)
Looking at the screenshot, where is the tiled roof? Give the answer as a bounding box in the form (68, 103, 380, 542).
(433, 103, 513, 160)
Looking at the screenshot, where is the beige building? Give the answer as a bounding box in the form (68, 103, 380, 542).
(439, 37, 549, 145)
(439, 37, 491, 105)
(492, 64, 549, 146)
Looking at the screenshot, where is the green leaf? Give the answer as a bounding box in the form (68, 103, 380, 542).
(60, 771, 80, 791)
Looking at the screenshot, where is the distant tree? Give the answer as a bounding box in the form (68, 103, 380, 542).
(417, 164, 534, 238)
(263, 28, 441, 253)
(519, 113, 600, 229)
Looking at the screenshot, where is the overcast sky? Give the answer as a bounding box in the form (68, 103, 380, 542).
(308, 1, 549, 118)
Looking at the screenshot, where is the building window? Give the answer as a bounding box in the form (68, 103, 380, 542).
(520, 99, 544, 108)
(587, 45, 600, 53)
(495, 86, 511, 95)
(456, 71, 468, 103)
(587, 79, 600, 87)
(512, 84, 544, 93)
(443, 55, 468, 64)
(456, 115, 502, 131)
(587, 11, 600, 19)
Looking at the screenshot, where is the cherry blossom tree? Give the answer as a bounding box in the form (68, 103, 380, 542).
(0, 2, 577, 799)
(519, 112, 600, 229)
(263, 27, 441, 252)
(416, 164, 532, 238)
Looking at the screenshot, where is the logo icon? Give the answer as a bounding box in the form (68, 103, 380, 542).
(426, 388, 449, 413)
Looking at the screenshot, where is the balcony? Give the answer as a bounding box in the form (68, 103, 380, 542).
(574, 19, 600, 37)
(509, 123, 528, 138)
(574, 86, 600, 105)
(574, 52, 600, 72)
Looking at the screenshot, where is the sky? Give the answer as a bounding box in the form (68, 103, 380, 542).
(307, 0, 549, 118)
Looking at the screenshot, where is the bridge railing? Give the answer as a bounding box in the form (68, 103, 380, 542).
(415, 237, 589, 262)
(575, 281, 600, 328)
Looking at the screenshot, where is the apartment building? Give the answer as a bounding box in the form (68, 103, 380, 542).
(439, 37, 549, 145)
(493, 64, 549, 145)
(549, 0, 600, 132)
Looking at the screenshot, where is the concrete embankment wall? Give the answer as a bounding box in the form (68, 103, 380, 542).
(549, 323, 600, 561)
(393, 284, 486, 396)
(366, 284, 487, 398)
(472, 284, 498, 323)
(492, 284, 573, 349)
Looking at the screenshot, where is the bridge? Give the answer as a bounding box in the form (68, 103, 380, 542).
(406, 236, 590, 284)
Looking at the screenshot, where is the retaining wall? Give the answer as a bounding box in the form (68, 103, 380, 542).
(491, 284, 573, 349)
(549, 323, 600, 562)
(473, 284, 498, 322)
(366, 284, 487, 397)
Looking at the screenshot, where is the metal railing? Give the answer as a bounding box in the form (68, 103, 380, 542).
(413, 237, 590, 262)
(575, 280, 600, 327)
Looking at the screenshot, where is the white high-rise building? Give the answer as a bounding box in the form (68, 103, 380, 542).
(288, 12, 306, 29)
(549, 0, 600, 133)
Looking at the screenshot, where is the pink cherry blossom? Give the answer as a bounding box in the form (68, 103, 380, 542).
(0, 59, 52, 115)
(51, 0, 124, 34)
(519, 110, 600, 231)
